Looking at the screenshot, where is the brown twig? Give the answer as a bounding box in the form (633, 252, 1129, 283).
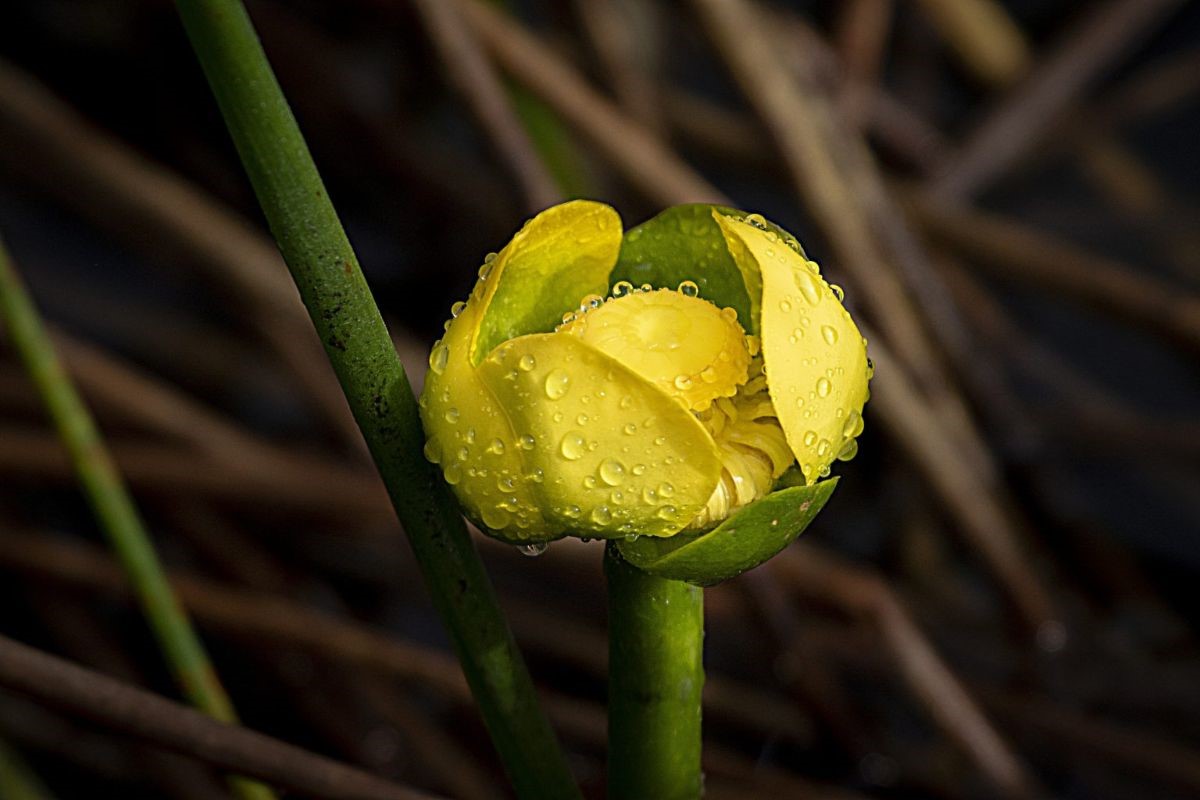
(458, 0, 727, 206)
(0, 634, 438, 800)
(910, 195, 1200, 354)
(772, 546, 1041, 799)
(408, 0, 560, 212)
(0, 57, 362, 449)
(911, 0, 1031, 87)
(930, 0, 1186, 201)
(573, 0, 664, 133)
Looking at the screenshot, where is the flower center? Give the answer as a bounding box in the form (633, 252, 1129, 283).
(559, 283, 792, 529)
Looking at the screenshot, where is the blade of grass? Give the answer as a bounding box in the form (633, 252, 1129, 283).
(0, 737, 54, 800)
(0, 238, 273, 800)
(169, 2, 580, 797)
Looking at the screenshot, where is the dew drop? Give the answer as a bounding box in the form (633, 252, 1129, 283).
(658, 482, 675, 498)
(619, 395, 634, 410)
(803, 430, 817, 447)
(836, 439, 859, 462)
(544, 369, 571, 399)
(583, 475, 597, 489)
(517, 542, 548, 557)
(821, 325, 839, 346)
(428, 342, 449, 375)
(423, 440, 440, 464)
(487, 438, 506, 455)
(623, 422, 637, 435)
(831, 284, 845, 301)
(576, 413, 589, 425)
(444, 407, 460, 423)
(519, 434, 536, 450)
(612, 280, 633, 297)
(656, 505, 677, 520)
(559, 432, 587, 460)
(599, 459, 626, 486)
(678, 280, 699, 297)
(674, 374, 693, 391)
(779, 299, 792, 313)
(632, 464, 647, 476)
(564, 504, 582, 519)
(450, 300, 466, 318)
(817, 377, 832, 397)
(481, 506, 511, 529)
(700, 365, 718, 383)
(444, 464, 463, 485)
(518, 354, 537, 372)
(591, 506, 613, 525)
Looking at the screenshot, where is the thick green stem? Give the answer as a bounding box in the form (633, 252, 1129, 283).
(605, 544, 704, 800)
(0, 241, 272, 800)
(170, 2, 579, 797)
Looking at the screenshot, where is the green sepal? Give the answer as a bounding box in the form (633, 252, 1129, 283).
(611, 205, 806, 336)
(614, 478, 838, 586)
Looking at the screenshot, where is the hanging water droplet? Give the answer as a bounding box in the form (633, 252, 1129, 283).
(450, 300, 466, 318)
(836, 439, 859, 462)
(517, 542, 548, 557)
(559, 432, 586, 460)
(444, 464, 463, 485)
(423, 440, 440, 464)
(544, 369, 570, 399)
(817, 439, 831, 457)
(830, 284, 845, 301)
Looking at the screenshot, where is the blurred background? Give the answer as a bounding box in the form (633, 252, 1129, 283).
(1, 0, 1199, 797)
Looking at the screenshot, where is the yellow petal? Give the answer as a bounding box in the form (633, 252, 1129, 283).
(714, 215, 870, 483)
(471, 200, 622, 364)
(476, 333, 723, 538)
(557, 288, 751, 411)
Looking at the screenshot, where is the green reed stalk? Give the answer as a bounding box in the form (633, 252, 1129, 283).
(170, 2, 579, 797)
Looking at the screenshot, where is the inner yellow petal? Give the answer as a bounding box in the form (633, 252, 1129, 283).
(557, 287, 751, 412)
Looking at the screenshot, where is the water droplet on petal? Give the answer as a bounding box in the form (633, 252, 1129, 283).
(591, 506, 613, 525)
(518, 354, 537, 371)
(599, 459, 626, 486)
(487, 438, 506, 455)
(560, 432, 586, 460)
(429, 342, 449, 375)
(519, 434, 536, 450)
(444, 407, 460, 423)
(678, 280, 699, 297)
(658, 482, 675, 498)
(817, 377, 832, 397)
(544, 369, 570, 399)
(821, 325, 839, 345)
(612, 280, 633, 297)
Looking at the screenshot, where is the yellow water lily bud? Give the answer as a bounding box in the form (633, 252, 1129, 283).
(419, 201, 870, 545)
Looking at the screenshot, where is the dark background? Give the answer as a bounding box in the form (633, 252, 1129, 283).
(1, 1, 1198, 798)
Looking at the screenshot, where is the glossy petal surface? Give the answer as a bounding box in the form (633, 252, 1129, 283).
(715, 215, 870, 483)
(477, 333, 722, 538)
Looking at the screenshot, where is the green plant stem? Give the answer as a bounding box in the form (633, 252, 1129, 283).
(0, 241, 272, 800)
(170, 2, 579, 797)
(605, 544, 704, 800)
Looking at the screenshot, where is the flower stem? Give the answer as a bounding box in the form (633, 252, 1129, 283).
(605, 543, 705, 800)
(170, 2, 579, 797)
(0, 240, 272, 800)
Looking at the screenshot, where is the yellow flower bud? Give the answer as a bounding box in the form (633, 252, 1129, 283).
(420, 201, 870, 547)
